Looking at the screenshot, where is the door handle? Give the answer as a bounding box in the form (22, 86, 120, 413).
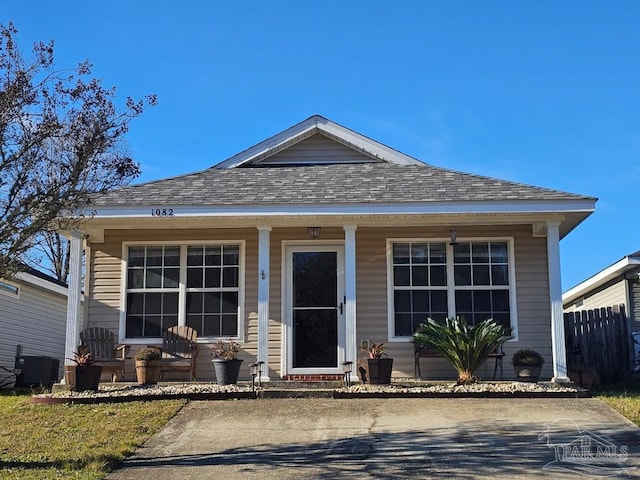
(339, 302, 343, 315)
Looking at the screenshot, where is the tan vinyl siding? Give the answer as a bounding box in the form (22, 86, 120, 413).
(0, 281, 68, 380)
(254, 133, 377, 166)
(87, 223, 554, 381)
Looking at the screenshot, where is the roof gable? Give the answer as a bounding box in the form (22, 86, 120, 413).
(215, 115, 423, 168)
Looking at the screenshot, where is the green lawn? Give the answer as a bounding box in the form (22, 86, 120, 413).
(596, 380, 640, 426)
(0, 392, 186, 480)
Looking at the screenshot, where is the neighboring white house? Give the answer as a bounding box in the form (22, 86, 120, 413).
(0, 268, 70, 385)
(563, 250, 640, 330)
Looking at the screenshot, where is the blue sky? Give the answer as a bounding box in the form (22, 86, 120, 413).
(5, 1, 639, 290)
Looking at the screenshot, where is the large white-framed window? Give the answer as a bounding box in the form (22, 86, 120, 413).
(121, 241, 245, 342)
(387, 238, 517, 341)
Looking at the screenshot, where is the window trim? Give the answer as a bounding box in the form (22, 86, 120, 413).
(386, 237, 518, 342)
(120, 240, 246, 345)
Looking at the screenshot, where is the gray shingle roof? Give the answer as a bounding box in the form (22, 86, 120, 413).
(91, 163, 593, 207)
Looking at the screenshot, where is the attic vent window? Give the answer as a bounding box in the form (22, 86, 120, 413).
(0, 281, 19, 297)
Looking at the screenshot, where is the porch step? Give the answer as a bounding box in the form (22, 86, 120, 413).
(264, 380, 345, 390)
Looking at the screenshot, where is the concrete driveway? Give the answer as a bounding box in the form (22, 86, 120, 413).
(106, 398, 640, 479)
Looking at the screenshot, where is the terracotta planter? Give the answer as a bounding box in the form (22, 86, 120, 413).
(135, 360, 162, 385)
(212, 358, 243, 385)
(357, 358, 394, 384)
(513, 364, 542, 383)
(64, 365, 102, 392)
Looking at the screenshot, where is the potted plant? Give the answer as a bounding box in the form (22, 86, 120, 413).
(64, 345, 103, 392)
(134, 347, 162, 385)
(357, 342, 394, 385)
(211, 340, 243, 385)
(512, 348, 545, 382)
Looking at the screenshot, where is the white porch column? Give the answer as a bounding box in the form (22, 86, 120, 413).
(344, 225, 357, 379)
(64, 231, 84, 367)
(547, 221, 569, 383)
(257, 226, 271, 381)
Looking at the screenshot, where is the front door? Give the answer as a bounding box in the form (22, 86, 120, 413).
(285, 245, 345, 374)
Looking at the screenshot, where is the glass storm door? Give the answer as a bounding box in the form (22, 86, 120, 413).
(288, 246, 344, 372)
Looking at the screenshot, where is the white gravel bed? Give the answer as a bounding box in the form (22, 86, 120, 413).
(337, 381, 585, 394)
(37, 383, 255, 399)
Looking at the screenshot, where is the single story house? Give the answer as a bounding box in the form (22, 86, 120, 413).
(0, 267, 69, 386)
(62, 115, 596, 382)
(563, 250, 640, 330)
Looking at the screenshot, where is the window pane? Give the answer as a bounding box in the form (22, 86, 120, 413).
(165, 315, 178, 328)
(472, 243, 489, 263)
(145, 316, 162, 337)
(431, 290, 448, 312)
(492, 265, 509, 285)
(205, 292, 221, 313)
(163, 293, 179, 314)
(454, 265, 471, 286)
(205, 268, 221, 288)
(187, 268, 203, 288)
(455, 290, 472, 311)
(221, 315, 238, 336)
(412, 290, 429, 312)
(221, 292, 238, 313)
(164, 247, 180, 266)
(164, 268, 180, 288)
(394, 266, 410, 286)
(453, 243, 471, 263)
(393, 243, 410, 264)
(187, 292, 203, 313)
(395, 313, 412, 336)
(223, 245, 239, 265)
(222, 267, 238, 288)
(127, 293, 144, 314)
(394, 290, 411, 312)
(126, 315, 143, 337)
(128, 247, 146, 267)
(146, 247, 163, 267)
(430, 265, 446, 286)
(127, 269, 144, 289)
(492, 290, 510, 311)
(187, 246, 203, 266)
(205, 245, 222, 266)
(490, 242, 508, 263)
(473, 291, 491, 311)
(411, 243, 429, 264)
(412, 266, 428, 286)
(146, 293, 162, 314)
(473, 265, 490, 285)
(430, 243, 446, 264)
(203, 315, 221, 336)
(146, 268, 163, 288)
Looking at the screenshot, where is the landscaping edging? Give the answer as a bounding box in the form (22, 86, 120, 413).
(31, 391, 257, 405)
(333, 390, 591, 399)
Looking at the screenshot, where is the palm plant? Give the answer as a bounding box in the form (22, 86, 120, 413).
(413, 317, 511, 384)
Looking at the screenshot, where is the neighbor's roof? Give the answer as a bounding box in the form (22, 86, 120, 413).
(562, 250, 640, 305)
(92, 162, 594, 207)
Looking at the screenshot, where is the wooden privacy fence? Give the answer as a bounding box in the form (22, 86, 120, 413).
(564, 305, 631, 385)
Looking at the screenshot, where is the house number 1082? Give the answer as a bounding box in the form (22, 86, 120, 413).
(151, 208, 174, 217)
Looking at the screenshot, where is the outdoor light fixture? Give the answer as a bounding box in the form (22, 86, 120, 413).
(257, 360, 265, 387)
(307, 227, 322, 239)
(449, 228, 458, 245)
(341, 361, 353, 388)
(249, 362, 258, 391)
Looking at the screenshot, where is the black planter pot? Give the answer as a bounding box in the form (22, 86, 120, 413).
(64, 365, 103, 392)
(513, 364, 542, 383)
(213, 358, 243, 385)
(357, 358, 394, 384)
